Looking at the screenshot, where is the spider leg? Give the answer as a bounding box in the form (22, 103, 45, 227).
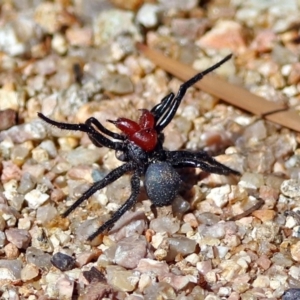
(62, 162, 135, 218)
(150, 92, 175, 122)
(155, 54, 233, 132)
(38, 113, 124, 151)
(166, 150, 240, 176)
(87, 168, 141, 241)
(85, 117, 125, 140)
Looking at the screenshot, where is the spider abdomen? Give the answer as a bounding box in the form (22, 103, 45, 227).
(145, 162, 181, 207)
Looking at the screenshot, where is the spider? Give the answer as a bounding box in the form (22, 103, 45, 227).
(38, 53, 240, 241)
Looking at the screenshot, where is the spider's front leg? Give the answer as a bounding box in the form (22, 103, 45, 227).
(166, 150, 240, 176)
(155, 54, 233, 132)
(38, 113, 124, 150)
(87, 168, 141, 241)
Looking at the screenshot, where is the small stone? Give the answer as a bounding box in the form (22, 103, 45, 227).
(18, 172, 36, 194)
(30, 226, 53, 252)
(281, 179, 300, 199)
(136, 4, 159, 28)
(103, 74, 134, 95)
(150, 216, 180, 234)
(24, 189, 49, 209)
(4, 243, 19, 259)
(0, 259, 22, 280)
(26, 247, 52, 270)
(168, 236, 197, 257)
(256, 254, 271, 270)
(66, 27, 92, 47)
(93, 10, 139, 45)
(243, 120, 267, 141)
(238, 172, 264, 190)
(51, 33, 67, 55)
(283, 289, 300, 300)
(114, 235, 147, 269)
(56, 275, 75, 299)
(197, 20, 246, 53)
(106, 265, 139, 292)
(51, 252, 76, 271)
(159, 0, 198, 11)
(252, 275, 270, 288)
(21, 263, 39, 281)
(5, 228, 31, 249)
(252, 209, 276, 222)
(289, 241, 300, 262)
(0, 109, 17, 131)
(36, 204, 57, 225)
(136, 258, 169, 276)
(82, 266, 106, 283)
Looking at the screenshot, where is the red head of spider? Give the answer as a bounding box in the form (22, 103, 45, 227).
(108, 109, 158, 152)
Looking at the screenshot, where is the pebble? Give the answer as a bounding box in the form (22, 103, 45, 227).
(102, 73, 134, 95)
(114, 235, 147, 269)
(21, 263, 39, 281)
(29, 226, 53, 253)
(66, 27, 93, 47)
(65, 147, 103, 166)
(168, 236, 197, 257)
(252, 210, 276, 222)
(0, 231, 6, 247)
(150, 216, 180, 234)
(136, 4, 159, 28)
(283, 289, 300, 300)
(0, 120, 47, 144)
(93, 9, 140, 46)
(26, 247, 52, 270)
(0, 259, 22, 280)
(144, 282, 176, 299)
(290, 241, 300, 262)
(51, 252, 77, 271)
(106, 265, 140, 292)
(239, 172, 264, 190)
(0, 109, 17, 131)
(159, 0, 198, 11)
(281, 179, 300, 199)
(56, 275, 75, 299)
(196, 20, 246, 53)
(24, 189, 49, 209)
(36, 204, 57, 225)
(4, 243, 19, 259)
(5, 228, 31, 249)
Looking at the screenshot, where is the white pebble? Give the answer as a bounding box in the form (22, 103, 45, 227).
(24, 189, 49, 209)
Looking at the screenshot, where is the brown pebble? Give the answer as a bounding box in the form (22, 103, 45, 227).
(252, 209, 276, 222)
(0, 109, 17, 130)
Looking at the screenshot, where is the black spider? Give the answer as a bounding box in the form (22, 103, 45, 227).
(38, 53, 240, 241)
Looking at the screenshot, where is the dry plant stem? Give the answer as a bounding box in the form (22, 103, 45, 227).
(137, 43, 300, 133)
(229, 198, 265, 221)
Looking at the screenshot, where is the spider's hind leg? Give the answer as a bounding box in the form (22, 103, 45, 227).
(62, 162, 135, 218)
(87, 168, 141, 241)
(166, 150, 240, 176)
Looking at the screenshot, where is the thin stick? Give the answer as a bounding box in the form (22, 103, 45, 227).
(137, 43, 300, 133)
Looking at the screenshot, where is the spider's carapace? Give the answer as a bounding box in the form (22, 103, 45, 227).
(109, 109, 158, 152)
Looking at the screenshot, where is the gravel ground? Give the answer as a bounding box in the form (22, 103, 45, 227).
(1, 0, 300, 299)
